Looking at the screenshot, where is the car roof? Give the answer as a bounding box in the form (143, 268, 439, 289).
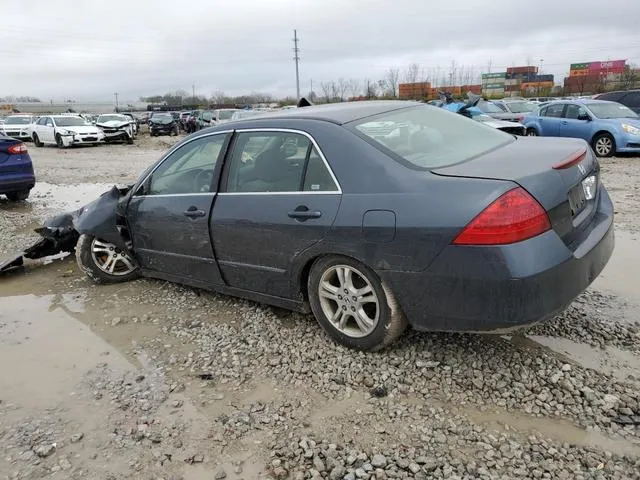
(240, 100, 419, 125)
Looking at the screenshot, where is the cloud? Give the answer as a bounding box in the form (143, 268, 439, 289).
(1, 0, 639, 101)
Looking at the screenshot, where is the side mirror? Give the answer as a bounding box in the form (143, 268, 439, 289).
(577, 113, 591, 121)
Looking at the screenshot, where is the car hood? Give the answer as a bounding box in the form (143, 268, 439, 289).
(608, 117, 640, 127)
(2, 124, 31, 130)
(96, 120, 130, 128)
(150, 118, 174, 125)
(479, 118, 524, 129)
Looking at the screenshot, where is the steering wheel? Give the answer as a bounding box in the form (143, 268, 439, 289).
(193, 169, 214, 193)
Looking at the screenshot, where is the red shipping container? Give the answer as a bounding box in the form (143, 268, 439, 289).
(588, 60, 625, 74)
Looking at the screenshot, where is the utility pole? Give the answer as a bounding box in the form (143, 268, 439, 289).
(310, 79, 313, 97)
(293, 29, 301, 99)
(114, 92, 119, 112)
(192, 84, 196, 104)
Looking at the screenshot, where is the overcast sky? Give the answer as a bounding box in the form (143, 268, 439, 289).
(2, 0, 639, 102)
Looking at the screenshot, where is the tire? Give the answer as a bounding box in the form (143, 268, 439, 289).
(6, 190, 30, 201)
(592, 133, 615, 157)
(32, 133, 43, 147)
(526, 128, 538, 136)
(308, 255, 407, 351)
(55, 134, 65, 148)
(126, 136, 134, 144)
(76, 234, 139, 284)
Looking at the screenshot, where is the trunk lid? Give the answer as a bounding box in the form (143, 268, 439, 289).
(433, 137, 600, 248)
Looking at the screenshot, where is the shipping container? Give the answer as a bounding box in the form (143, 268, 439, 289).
(533, 74, 554, 82)
(569, 69, 589, 77)
(504, 79, 522, 86)
(588, 59, 626, 74)
(399, 82, 432, 98)
(506, 66, 538, 75)
(481, 72, 506, 79)
(483, 79, 506, 86)
(570, 63, 590, 71)
(521, 81, 554, 90)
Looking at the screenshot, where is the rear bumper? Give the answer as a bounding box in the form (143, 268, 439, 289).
(380, 188, 615, 332)
(0, 175, 35, 194)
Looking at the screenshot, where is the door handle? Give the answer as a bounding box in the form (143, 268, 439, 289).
(183, 206, 206, 218)
(288, 205, 322, 221)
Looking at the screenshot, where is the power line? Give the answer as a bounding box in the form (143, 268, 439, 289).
(293, 29, 301, 99)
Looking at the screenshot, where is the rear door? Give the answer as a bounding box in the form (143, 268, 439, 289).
(538, 103, 565, 136)
(559, 104, 592, 141)
(210, 129, 341, 298)
(126, 132, 231, 286)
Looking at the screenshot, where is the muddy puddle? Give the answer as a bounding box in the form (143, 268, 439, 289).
(593, 229, 640, 305)
(0, 294, 132, 412)
(461, 404, 640, 457)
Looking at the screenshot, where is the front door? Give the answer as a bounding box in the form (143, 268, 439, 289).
(38, 117, 55, 143)
(210, 130, 342, 298)
(126, 133, 230, 286)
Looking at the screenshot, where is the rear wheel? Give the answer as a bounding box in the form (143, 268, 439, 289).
(76, 234, 139, 284)
(592, 133, 615, 157)
(308, 256, 407, 351)
(526, 128, 538, 136)
(32, 133, 43, 147)
(6, 190, 30, 201)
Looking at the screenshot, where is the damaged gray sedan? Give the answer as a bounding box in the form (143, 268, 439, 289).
(1, 101, 614, 351)
(95, 114, 135, 144)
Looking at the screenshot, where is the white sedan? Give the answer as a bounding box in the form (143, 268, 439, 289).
(31, 115, 105, 148)
(0, 114, 37, 140)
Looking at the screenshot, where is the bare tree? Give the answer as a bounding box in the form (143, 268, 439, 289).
(337, 78, 349, 102)
(211, 91, 228, 104)
(377, 79, 389, 97)
(448, 61, 457, 87)
(385, 68, 400, 97)
(348, 79, 361, 98)
(404, 63, 421, 84)
(363, 78, 378, 99)
(320, 82, 333, 103)
(621, 64, 639, 89)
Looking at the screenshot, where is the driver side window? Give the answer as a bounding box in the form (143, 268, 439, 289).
(148, 134, 228, 195)
(564, 104, 587, 119)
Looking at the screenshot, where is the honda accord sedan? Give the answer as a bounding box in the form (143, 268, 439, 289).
(40, 101, 613, 350)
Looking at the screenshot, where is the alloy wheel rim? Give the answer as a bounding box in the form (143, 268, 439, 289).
(90, 238, 136, 276)
(596, 137, 612, 156)
(318, 265, 379, 338)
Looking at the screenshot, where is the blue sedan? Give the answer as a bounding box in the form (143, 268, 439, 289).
(0, 135, 35, 201)
(523, 99, 640, 157)
(5, 102, 614, 351)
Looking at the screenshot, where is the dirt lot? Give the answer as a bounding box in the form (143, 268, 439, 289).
(1, 136, 640, 480)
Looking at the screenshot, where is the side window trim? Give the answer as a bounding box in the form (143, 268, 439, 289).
(297, 142, 314, 191)
(134, 131, 232, 197)
(218, 128, 342, 195)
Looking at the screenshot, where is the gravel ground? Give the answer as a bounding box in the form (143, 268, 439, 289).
(1, 137, 640, 479)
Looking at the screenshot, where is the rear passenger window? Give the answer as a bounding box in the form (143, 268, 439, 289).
(303, 147, 339, 192)
(543, 104, 564, 118)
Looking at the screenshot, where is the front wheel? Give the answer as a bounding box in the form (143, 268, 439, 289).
(308, 256, 407, 351)
(592, 133, 615, 157)
(55, 134, 65, 148)
(526, 128, 538, 136)
(76, 234, 139, 284)
(6, 190, 30, 201)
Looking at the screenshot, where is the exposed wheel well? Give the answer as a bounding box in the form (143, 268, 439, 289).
(591, 130, 614, 143)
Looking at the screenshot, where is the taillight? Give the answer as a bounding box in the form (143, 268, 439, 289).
(452, 187, 551, 245)
(552, 148, 587, 170)
(7, 143, 28, 154)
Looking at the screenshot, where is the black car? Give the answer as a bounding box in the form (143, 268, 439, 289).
(11, 101, 614, 351)
(595, 90, 640, 114)
(149, 113, 179, 136)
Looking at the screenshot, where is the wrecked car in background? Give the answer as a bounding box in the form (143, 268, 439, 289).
(96, 114, 136, 144)
(1, 101, 615, 352)
(0, 134, 35, 201)
(31, 114, 105, 148)
(149, 113, 179, 136)
(0, 114, 37, 141)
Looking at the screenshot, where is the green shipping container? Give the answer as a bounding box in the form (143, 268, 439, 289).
(570, 63, 589, 71)
(481, 72, 506, 79)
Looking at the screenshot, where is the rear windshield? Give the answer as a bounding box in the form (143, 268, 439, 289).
(504, 101, 537, 113)
(218, 110, 236, 120)
(352, 105, 512, 170)
(478, 101, 505, 113)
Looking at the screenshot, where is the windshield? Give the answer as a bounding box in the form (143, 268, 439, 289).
(218, 110, 236, 120)
(352, 105, 512, 170)
(54, 117, 89, 127)
(478, 101, 505, 114)
(504, 101, 537, 113)
(98, 115, 127, 123)
(152, 114, 174, 123)
(587, 103, 638, 119)
(5, 117, 31, 125)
